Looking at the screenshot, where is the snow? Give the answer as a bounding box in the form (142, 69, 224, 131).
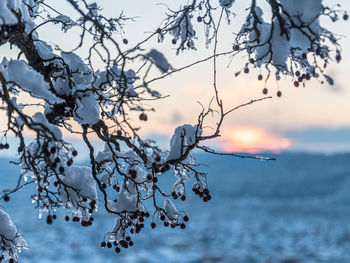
(108, 179, 138, 213)
(146, 49, 172, 73)
(0, 209, 27, 261)
(74, 91, 100, 126)
(32, 112, 62, 140)
(34, 41, 55, 60)
(166, 124, 201, 161)
(0, 59, 63, 104)
(163, 198, 177, 220)
(58, 166, 99, 212)
(0, 0, 20, 25)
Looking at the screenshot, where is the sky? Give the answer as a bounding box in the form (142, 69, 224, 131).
(1, 0, 350, 155)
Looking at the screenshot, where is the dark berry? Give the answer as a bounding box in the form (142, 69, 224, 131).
(0, 144, 4, 150)
(65, 216, 70, 222)
(50, 147, 56, 154)
(46, 215, 53, 225)
(233, 45, 239, 51)
(151, 222, 156, 229)
(52, 215, 57, 220)
(129, 241, 134, 247)
(54, 157, 60, 163)
(277, 91, 282, 97)
(160, 215, 165, 221)
(101, 241, 106, 247)
(54, 181, 58, 187)
(197, 16, 202, 22)
(117, 130, 122, 136)
(295, 70, 300, 77)
(172, 39, 177, 45)
(302, 53, 307, 59)
(152, 177, 158, 183)
(203, 188, 209, 195)
(180, 223, 186, 229)
(107, 242, 112, 248)
(244, 68, 249, 74)
(3, 195, 9, 202)
(336, 54, 342, 62)
(4, 143, 9, 149)
(249, 58, 255, 64)
(181, 195, 186, 201)
(115, 247, 121, 253)
(123, 38, 128, 44)
(164, 222, 169, 227)
(258, 74, 263, 81)
(344, 14, 349, 21)
(72, 150, 78, 157)
(139, 113, 148, 121)
(171, 224, 176, 229)
(139, 217, 144, 222)
(294, 81, 299, 87)
(59, 167, 65, 173)
(183, 215, 189, 222)
(67, 159, 73, 166)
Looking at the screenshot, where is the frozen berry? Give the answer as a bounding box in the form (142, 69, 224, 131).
(180, 223, 186, 229)
(65, 216, 70, 222)
(181, 195, 186, 201)
(151, 222, 156, 229)
(115, 247, 121, 253)
(101, 241, 106, 247)
(183, 215, 189, 222)
(107, 242, 112, 248)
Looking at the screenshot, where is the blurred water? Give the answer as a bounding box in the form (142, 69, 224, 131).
(1, 153, 350, 263)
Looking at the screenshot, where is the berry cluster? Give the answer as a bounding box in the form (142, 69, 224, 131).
(192, 184, 211, 202)
(101, 235, 134, 254)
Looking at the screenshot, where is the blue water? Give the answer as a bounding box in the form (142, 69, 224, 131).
(1, 153, 350, 263)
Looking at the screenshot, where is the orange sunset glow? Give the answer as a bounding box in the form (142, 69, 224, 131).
(218, 126, 291, 154)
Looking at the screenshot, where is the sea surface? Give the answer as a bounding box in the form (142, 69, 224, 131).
(1, 153, 350, 263)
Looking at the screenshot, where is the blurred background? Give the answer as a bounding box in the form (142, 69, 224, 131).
(1, 0, 350, 262)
